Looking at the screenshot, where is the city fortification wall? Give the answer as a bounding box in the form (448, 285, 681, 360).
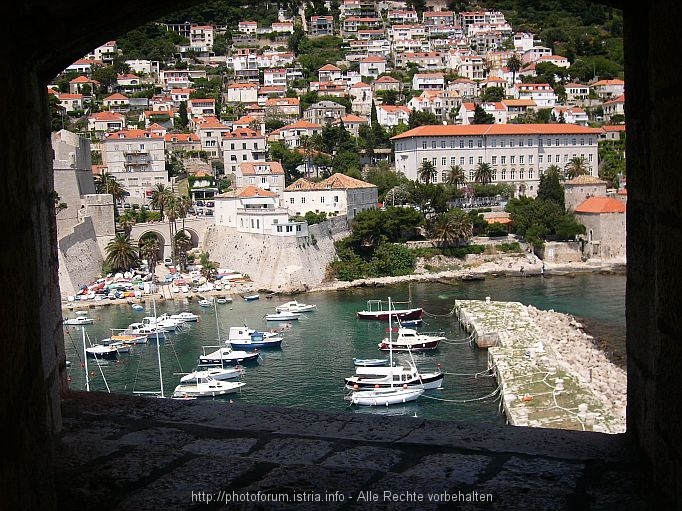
(202, 217, 348, 292)
(57, 217, 104, 297)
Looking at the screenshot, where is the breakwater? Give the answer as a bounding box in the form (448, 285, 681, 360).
(455, 298, 626, 433)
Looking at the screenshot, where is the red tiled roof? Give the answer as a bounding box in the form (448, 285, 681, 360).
(574, 196, 626, 214)
(391, 124, 601, 140)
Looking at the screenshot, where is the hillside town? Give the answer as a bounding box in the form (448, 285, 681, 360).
(51, 0, 627, 298)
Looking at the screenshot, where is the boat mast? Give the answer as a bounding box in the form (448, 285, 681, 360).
(82, 325, 89, 392)
(388, 296, 394, 389)
(153, 298, 164, 398)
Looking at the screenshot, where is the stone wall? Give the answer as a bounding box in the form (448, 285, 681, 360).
(57, 217, 105, 297)
(202, 216, 348, 291)
(536, 241, 583, 263)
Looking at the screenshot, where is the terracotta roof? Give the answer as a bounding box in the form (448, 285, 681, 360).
(391, 123, 602, 140)
(285, 174, 375, 191)
(239, 162, 284, 175)
(318, 64, 341, 72)
(565, 175, 608, 185)
(104, 93, 129, 101)
(374, 75, 400, 83)
(574, 196, 626, 214)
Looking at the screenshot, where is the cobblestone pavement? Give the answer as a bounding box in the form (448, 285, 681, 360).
(55, 391, 661, 510)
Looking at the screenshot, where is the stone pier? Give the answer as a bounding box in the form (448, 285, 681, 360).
(455, 299, 625, 433)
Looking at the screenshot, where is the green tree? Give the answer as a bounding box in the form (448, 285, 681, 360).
(472, 104, 495, 124)
(537, 166, 565, 208)
(104, 234, 139, 272)
(418, 160, 436, 184)
(446, 164, 467, 188)
(474, 162, 494, 185)
(150, 184, 172, 220)
(368, 242, 416, 277)
(139, 233, 160, 274)
(94, 172, 127, 211)
(480, 86, 506, 102)
(565, 156, 591, 179)
(429, 209, 472, 247)
(507, 54, 523, 85)
(174, 230, 193, 272)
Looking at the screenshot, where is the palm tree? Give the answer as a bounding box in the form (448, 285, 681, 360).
(429, 209, 473, 247)
(164, 195, 182, 262)
(474, 162, 494, 185)
(446, 164, 467, 188)
(150, 184, 172, 220)
(139, 233, 160, 274)
(177, 195, 193, 231)
(116, 214, 136, 236)
(104, 233, 139, 272)
(545, 164, 564, 178)
(418, 160, 436, 184)
(564, 156, 591, 179)
(174, 231, 193, 272)
(507, 54, 523, 85)
(95, 172, 127, 205)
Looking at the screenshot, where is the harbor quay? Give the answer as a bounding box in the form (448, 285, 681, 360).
(454, 299, 626, 433)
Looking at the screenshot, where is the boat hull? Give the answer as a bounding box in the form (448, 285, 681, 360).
(344, 372, 444, 390)
(356, 308, 423, 321)
(347, 387, 424, 406)
(378, 339, 441, 351)
(228, 340, 283, 349)
(198, 351, 260, 366)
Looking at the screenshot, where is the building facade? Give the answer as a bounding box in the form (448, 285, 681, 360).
(392, 124, 601, 197)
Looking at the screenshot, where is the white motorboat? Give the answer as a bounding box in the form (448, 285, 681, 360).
(264, 310, 301, 321)
(345, 357, 444, 390)
(169, 311, 200, 322)
(378, 327, 445, 352)
(345, 386, 424, 406)
(198, 299, 213, 307)
(85, 344, 119, 361)
(275, 300, 317, 313)
(180, 367, 243, 383)
(124, 322, 168, 340)
(226, 325, 283, 349)
(198, 346, 260, 366)
(215, 295, 233, 304)
(172, 375, 245, 398)
(64, 315, 94, 325)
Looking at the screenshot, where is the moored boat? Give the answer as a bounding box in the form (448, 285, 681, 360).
(345, 386, 424, 406)
(264, 310, 301, 321)
(226, 326, 284, 349)
(356, 299, 423, 321)
(378, 327, 445, 352)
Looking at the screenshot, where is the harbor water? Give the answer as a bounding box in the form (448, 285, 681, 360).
(62, 273, 625, 423)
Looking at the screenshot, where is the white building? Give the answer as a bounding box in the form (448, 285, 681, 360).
(101, 129, 167, 200)
(214, 186, 309, 238)
(283, 173, 378, 221)
(391, 124, 602, 198)
(235, 161, 286, 193)
(221, 128, 268, 174)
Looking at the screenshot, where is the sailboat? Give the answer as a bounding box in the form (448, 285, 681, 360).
(132, 299, 169, 399)
(345, 297, 425, 407)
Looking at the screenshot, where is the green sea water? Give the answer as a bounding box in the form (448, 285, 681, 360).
(63, 273, 625, 423)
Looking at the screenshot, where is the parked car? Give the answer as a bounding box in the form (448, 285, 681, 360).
(163, 257, 173, 267)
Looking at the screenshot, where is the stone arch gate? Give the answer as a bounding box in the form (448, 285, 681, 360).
(129, 217, 211, 260)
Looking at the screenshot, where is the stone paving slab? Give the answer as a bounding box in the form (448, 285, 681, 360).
(55, 391, 663, 510)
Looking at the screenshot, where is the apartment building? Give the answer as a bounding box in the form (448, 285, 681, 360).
(221, 128, 267, 174)
(392, 124, 602, 197)
(101, 129, 167, 199)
